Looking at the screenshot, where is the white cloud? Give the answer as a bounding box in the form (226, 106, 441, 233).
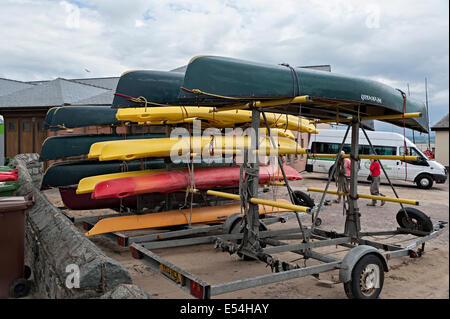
(0, 0, 447, 126)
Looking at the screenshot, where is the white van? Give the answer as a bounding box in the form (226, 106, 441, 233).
(306, 129, 447, 189)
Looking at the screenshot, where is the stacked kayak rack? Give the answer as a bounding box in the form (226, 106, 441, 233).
(40, 55, 447, 299)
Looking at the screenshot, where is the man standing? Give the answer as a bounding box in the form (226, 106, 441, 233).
(367, 158, 385, 206)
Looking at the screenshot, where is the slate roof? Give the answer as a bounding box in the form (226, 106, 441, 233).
(69, 77, 119, 90)
(0, 78, 35, 97)
(431, 113, 449, 131)
(0, 78, 110, 108)
(72, 90, 115, 105)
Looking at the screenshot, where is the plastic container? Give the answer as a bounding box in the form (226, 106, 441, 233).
(0, 181, 21, 197)
(0, 196, 34, 298)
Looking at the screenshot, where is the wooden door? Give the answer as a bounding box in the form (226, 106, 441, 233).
(5, 118, 19, 158)
(19, 118, 34, 154)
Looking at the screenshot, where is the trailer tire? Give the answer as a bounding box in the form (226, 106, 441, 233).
(343, 254, 384, 299)
(396, 207, 433, 234)
(230, 219, 267, 261)
(292, 190, 315, 208)
(415, 174, 433, 189)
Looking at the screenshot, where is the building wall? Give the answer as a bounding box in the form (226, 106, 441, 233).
(434, 130, 449, 167)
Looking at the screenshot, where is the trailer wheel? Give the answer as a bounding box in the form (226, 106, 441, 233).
(343, 254, 384, 299)
(415, 174, 433, 189)
(396, 207, 433, 234)
(292, 190, 315, 208)
(230, 218, 267, 261)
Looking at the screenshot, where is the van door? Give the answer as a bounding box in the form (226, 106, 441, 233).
(397, 146, 430, 181)
(361, 145, 398, 180)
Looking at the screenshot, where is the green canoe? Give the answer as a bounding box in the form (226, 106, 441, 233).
(110, 69, 376, 130)
(45, 106, 120, 130)
(0, 165, 15, 172)
(112, 71, 185, 108)
(40, 133, 165, 161)
(179, 56, 428, 132)
(0, 181, 21, 197)
(41, 159, 168, 189)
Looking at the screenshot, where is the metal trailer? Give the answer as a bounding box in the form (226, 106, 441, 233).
(127, 109, 447, 299)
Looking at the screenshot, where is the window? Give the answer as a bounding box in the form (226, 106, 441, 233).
(311, 142, 396, 156)
(399, 146, 428, 166)
(23, 122, 30, 132)
(8, 122, 15, 131)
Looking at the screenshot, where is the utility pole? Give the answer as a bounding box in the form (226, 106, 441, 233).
(425, 78, 431, 150)
(407, 83, 415, 143)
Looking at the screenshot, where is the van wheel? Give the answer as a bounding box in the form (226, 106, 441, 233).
(396, 207, 433, 234)
(416, 174, 433, 189)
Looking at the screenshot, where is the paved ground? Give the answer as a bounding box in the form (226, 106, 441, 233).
(44, 171, 449, 299)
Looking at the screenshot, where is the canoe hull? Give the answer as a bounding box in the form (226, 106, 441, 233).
(180, 56, 428, 132)
(92, 165, 302, 199)
(86, 200, 293, 236)
(41, 159, 167, 189)
(40, 133, 165, 161)
(45, 106, 119, 130)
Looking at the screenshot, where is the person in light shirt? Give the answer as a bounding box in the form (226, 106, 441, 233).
(334, 151, 351, 204)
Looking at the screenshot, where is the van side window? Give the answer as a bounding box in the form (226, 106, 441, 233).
(399, 147, 429, 166)
(311, 142, 351, 154)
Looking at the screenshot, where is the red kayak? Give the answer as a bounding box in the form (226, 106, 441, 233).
(0, 169, 18, 182)
(59, 187, 138, 210)
(92, 165, 302, 200)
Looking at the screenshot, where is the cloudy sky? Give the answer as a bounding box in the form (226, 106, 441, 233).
(0, 0, 448, 132)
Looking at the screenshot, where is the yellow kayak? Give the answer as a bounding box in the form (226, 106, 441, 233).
(116, 107, 318, 133)
(88, 135, 307, 161)
(76, 169, 167, 194)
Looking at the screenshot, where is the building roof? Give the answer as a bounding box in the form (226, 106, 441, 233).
(431, 113, 449, 131)
(0, 78, 110, 108)
(0, 78, 35, 97)
(72, 90, 115, 105)
(69, 77, 119, 90)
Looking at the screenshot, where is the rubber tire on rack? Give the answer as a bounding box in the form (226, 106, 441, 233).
(10, 278, 31, 298)
(415, 174, 433, 189)
(343, 254, 384, 299)
(292, 190, 315, 208)
(396, 207, 433, 234)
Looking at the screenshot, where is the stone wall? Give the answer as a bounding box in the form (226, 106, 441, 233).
(12, 154, 151, 299)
